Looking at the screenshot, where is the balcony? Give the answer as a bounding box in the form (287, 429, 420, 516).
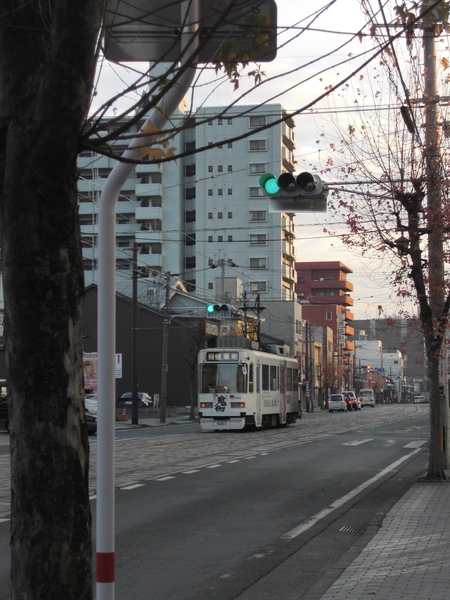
(282, 240, 295, 259)
(135, 206, 163, 221)
(136, 231, 164, 244)
(311, 278, 354, 292)
(137, 253, 162, 268)
(135, 182, 163, 197)
(282, 264, 295, 282)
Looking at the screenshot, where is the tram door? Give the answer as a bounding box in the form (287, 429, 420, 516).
(255, 363, 261, 427)
(279, 362, 287, 424)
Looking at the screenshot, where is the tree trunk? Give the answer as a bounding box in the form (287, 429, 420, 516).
(0, 2, 105, 597)
(424, 329, 447, 480)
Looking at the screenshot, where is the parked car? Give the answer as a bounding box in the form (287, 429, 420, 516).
(343, 391, 361, 411)
(84, 396, 98, 415)
(85, 411, 97, 435)
(117, 392, 153, 407)
(328, 393, 348, 412)
(413, 395, 426, 404)
(0, 395, 9, 432)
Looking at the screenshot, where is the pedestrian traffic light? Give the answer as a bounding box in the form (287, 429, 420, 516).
(206, 303, 233, 314)
(259, 171, 328, 213)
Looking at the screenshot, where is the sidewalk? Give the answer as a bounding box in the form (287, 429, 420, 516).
(316, 479, 450, 600)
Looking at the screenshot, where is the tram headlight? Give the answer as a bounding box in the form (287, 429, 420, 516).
(230, 402, 245, 408)
(200, 402, 213, 408)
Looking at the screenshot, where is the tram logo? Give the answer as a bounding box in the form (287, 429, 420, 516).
(214, 395, 227, 412)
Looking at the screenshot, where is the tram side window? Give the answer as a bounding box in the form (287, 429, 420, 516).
(270, 365, 277, 391)
(262, 364, 269, 390)
(249, 363, 254, 393)
(286, 368, 293, 391)
(293, 370, 299, 392)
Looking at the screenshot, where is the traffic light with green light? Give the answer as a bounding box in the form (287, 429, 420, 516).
(206, 303, 233, 314)
(259, 171, 328, 213)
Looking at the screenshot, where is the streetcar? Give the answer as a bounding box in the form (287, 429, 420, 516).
(198, 344, 301, 431)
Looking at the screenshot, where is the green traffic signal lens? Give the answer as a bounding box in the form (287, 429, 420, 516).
(206, 304, 215, 313)
(259, 173, 280, 195)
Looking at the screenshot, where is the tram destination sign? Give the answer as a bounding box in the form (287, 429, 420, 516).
(206, 351, 239, 361)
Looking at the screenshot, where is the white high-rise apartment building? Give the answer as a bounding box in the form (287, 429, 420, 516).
(77, 103, 297, 304)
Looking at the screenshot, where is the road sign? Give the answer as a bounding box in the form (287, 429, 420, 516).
(104, 0, 277, 63)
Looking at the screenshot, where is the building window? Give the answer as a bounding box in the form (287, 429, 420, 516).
(208, 189, 213, 196)
(218, 189, 223, 195)
(228, 165, 233, 172)
(218, 235, 223, 242)
(185, 257, 196, 268)
(218, 165, 223, 172)
(249, 210, 267, 222)
(228, 189, 232, 195)
(250, 163, 266, 174)
(228, 211, 232, 218)
(250, 257, 267, 269)
(326, 311, 332, 320)
(208, 236, 213, 242)
(228, 235, 233, 242)
(185, 210, 196, 223)
(250, 281, 267, 292)
(208, 165, 213, 173)
(250, 187, 266, 198)
(218, 212, 223, 219)
(297, 276, 305, 283)
(250, 234, 267, 245)
(227, 118, 232, 125)
(228, 142, 233, 148)
(249, 139, 267, 151)
(208, 120, 213, 126)
(208, 282, 213, 289)
(208, 212, 213, 219)
(218, 118, 223, 125)
(185, 164, 196, 177)
(250, 115, 266, 127)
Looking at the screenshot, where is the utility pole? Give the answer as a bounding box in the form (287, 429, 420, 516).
(131, 244, 139, 425)
(159, 272, 171, 423)
(423, 16, 450, 469)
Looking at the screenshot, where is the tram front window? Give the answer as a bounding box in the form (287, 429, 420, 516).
(201, 364, 247, 393)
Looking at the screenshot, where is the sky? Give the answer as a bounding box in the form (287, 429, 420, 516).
(94, 0, 436, 320)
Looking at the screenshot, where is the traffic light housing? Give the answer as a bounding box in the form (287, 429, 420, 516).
(206, 303, 233, 314)
(259, 172, 328, 213)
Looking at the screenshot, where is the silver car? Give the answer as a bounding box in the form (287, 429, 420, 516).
(328, 393, 348, 412)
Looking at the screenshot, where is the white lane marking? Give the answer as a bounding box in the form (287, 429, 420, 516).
(227, 460, 240, 463)
(121, 483, 145, 490)
(156, 476, 175, 481)
(206, 464, 221, 469)
(343, 439, 373, 446)
(282, 449, 421, 540)
(404, 440, 427, 449)
(183, 469, 200, 474)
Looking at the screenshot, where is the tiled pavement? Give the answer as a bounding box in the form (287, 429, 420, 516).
(318, 480, 450, 600)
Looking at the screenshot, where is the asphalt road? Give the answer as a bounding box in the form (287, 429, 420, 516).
(0, 405, 429, 599)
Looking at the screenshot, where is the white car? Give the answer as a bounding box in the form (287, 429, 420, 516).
(413, 395, 426, 404)
(118, 392, 153, 407)
(328, 393, 348, 412)
(84, 396, 98, 415)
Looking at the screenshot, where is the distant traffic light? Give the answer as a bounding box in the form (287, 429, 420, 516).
(206, 304, 233, 314)
(259, 171, 328, 213)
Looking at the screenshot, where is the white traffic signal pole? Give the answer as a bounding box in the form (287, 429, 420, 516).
(96, 2, 199, 598)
